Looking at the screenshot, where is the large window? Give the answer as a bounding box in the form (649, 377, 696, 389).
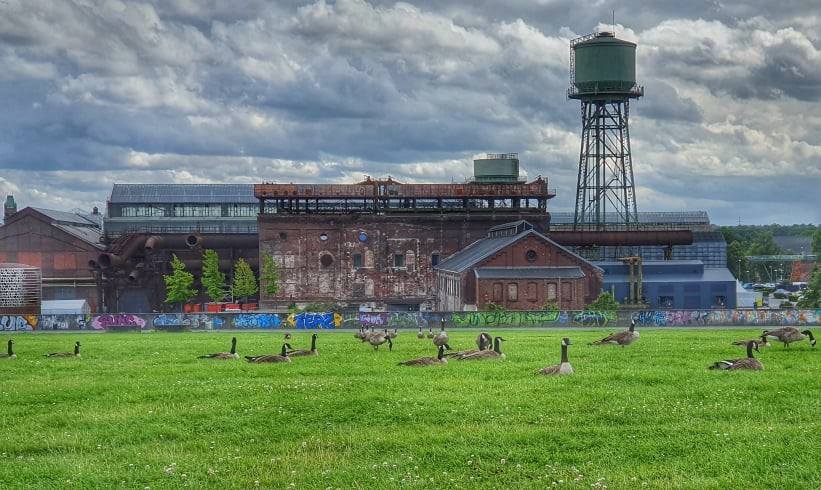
(393, 253, 404, 268)
(353, 253, 362, 269)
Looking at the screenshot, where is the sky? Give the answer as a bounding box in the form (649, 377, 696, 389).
(0, 0, 819, 226)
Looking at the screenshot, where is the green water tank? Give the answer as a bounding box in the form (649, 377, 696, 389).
(571, 32, 638, 96)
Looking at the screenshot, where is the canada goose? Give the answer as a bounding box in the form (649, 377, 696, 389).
(426, 326, 434, 339)
(387, 328, 398, 339)
(444, 334, 488, 359)
(284, 333, 292, 340)
(432, 321, 450, 350)
(417, 327, 425, 339)
(537, 338, 574, 376)
(709, 340, 763, 371)
(0, 339, 16, 359)
(458, 337, 506, 361)
(287, 334, 318, 357)
(590, 320, 639, 347)
(763, 327, 816, 348)
(367, 330, 393, 351)
(45, 341, 81, 358)
(399, 345, 448, 366)
(476, 332, 492, 350)
(198, 336, 239, 359)
(732, 334, 770, 348)
(245, 343, 292, 363)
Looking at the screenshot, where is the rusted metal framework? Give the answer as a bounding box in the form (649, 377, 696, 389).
(254, 177, 555, 215)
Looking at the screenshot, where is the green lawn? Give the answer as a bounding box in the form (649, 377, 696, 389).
(1, 328, 818, 489)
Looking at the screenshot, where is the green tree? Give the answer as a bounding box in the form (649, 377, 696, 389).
(231, 258, 259, 303)
(589, 291, 620, 310)
(260, 253, 280, 296)
(796, 266, 821, 308)
(163, 254, 197, 310)
(726, 240, 747, 280)
(540, 300, 560, 311)
(747, 231, 780, 256)
(201, 249, 227, 304)
(812, 228, 821, 256)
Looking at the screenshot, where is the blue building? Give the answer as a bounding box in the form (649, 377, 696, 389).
(597, 260, 737, 309)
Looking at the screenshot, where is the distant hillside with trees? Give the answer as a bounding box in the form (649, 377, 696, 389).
(720, 224, 819, 283)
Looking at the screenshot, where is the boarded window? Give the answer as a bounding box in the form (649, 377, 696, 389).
(507, 283, 518, 302)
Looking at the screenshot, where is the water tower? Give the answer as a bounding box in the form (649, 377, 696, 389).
(568, 30, 644, 229)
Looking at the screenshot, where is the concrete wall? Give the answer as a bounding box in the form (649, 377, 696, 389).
(2, 309, 818, 331)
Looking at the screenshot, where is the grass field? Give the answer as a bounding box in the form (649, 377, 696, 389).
(1, 328, 819, 489)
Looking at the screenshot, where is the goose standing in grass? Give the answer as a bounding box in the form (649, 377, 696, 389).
(387, 328, 398, 339)
(245, 343, 292, 363)
(537, 338, 574, 376)
(45, 341, 81, 358)
(417, 327, 425, 339)
(590, 320, 639, 347)
(444, 335, 488, 359)
(287, 334, 318, 357)
(732, 334, 770, 348)
(198, 336, 239, 359)
(476, 332, 492, 350)
(367, 330, 393, 351)
(432, 320, 451, 350)
(458, 337, 506, 361)
(763, 327, 816, 348)
(709, 340, 763, 371)
(426, 326, 434, 339)
(399, 345, 448, 366)
(0, 339, 16, 359)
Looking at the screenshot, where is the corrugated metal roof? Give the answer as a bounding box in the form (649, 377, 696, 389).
(436, 222, 602, 274)
(30, 207, 100, 227)
(108, 184, 258, 204)
(475, 266, 584, 279)
(53, 224, 104, 249)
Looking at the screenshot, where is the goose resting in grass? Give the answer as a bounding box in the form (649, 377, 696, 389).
(444, 334, 488, 359)
(709, 340, 763, 371)
(198, 336, 239, 359)
(0, 339, 16, 359)
(732, 334, 770, 348)
(45, 341, 81, 358)
(590, 320, 639, 347)
(537, 338, 574, 376)
(399, 345, 448, 366)
(287, 334, 318, 357)
(763, 327, 816, 348)
(458, 337, 506, 361)
(245, 343, 292, 363)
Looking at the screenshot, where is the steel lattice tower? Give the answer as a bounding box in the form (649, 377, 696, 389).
(568, 31, 643, 230)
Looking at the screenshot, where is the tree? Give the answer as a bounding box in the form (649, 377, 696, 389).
(796, 266, 821, 308)
(201, 249, 227, 304)
(231, 258, 258, 303)
(726, 240, 747, 280)
(812, 228, 821, 256)
(747, 231, 780, 256)
(259, 253, 280, 296)
(163, 254, 197, 310)
(589, 291, 620, 310)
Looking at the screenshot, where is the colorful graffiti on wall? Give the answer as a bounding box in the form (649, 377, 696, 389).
(1, 309, 819, 331)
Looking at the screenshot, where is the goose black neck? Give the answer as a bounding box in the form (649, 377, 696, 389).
(74, 343, 80, 355)
(281, 344, 289, 356)
(7, 340, 13, 355)
(560, 343, 569, 363)
(494, 337, 502, 353)
(310, 335, 317, 350)
(437, 345, 445, 359)
(230, 338, 237, 354)
(746, 342, 756, 358)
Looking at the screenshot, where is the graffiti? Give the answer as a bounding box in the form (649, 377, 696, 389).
(91, 314, 146, 330)
(451, 311, 562, 328)
(231, 314, 282, 329)
(287, 312, 340, 329)
(0, 315, 37, 331)
(572, 310, 616, 327)
(359, 312, 427, 329)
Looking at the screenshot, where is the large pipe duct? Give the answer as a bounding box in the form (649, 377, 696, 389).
(143, 234, 259, 251)
(547, 230, 693, 247)
(98, 235, 148, 268)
